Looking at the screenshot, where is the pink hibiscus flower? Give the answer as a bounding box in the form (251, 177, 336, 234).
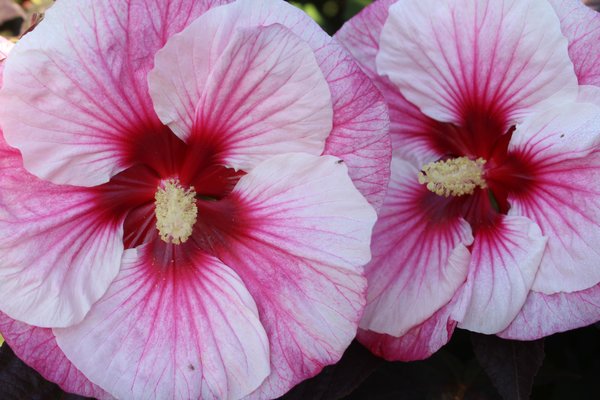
(0, 0, 390, 398)
(337, 0, 600, 361)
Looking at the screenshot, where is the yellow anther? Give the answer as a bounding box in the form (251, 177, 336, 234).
(418, 157, 487, 197)
(154, 179, 198, 244)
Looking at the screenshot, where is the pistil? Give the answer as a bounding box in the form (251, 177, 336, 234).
(154, 178, 198, 244)
(418, 157, 487, 197)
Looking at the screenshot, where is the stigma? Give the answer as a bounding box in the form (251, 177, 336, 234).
(418, 157, 487, 197)
(154, 178, 198, 244)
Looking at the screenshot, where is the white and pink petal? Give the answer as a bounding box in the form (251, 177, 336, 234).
(357, 283, 469, 361)
(149, 0, 332, 161)
(210, 153, 376, 399)
(508, 96, 600, 164)
(0, 313, 111, 399)
(319, 42, 391, 211)
(549, 0, 600, 86)
(499, 283, 600, 340)
(55, 244, 270, 400)
(359, 156, 473, 337)
(508, 96, 600, 294)
(335, 0, 447, 166)
(458, 216, 547, 334)
(0, 0, 230, 186)
(377, 0, 577, 126)
(508, 150, 600, 295)
(0, 137, 124, 327)
(196, 23, 333, 171)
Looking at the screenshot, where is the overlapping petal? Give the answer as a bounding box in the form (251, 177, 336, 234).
(150, 14, 332, 170)
(459, 216, 547, 334)
(335, 0, 441, 166)
(55, 245, 270, 400)
(210, 153, 376, 399)
(0, 0, 229, 186)
(359, 156, 473, 337)
(0, 313, 111, 400)
(0, 135, 124, 327)
(508, 99, 600, 294)
(149, 0, 390, 209)
(509, 98, 600, 163)
(358, 284, 469, 361)
(377, 0, 577, 125)
(319, 42, 391, 211)
(500, 283, 600, 340)
(549, 0, 600, 86)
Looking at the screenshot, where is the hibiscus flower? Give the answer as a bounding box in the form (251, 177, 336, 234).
(337, 0, 600, 360)
(0, 0, 390, 398)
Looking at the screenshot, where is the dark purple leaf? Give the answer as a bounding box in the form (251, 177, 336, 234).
(278, 340, 384, 400)
(471, 333, 544, 400)
(0, 344, 93, 400)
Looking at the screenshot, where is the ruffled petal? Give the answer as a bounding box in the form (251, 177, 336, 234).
(549, 0, 600, 85)
(54, 244, 270, 400)
(499, 283, 600, 340)
(508, 95, 600, 164)
(319, 42, 391, 211)
(459, 216, 547, 334)
(334, 0, 396, 78)
(508, 98, 600, 294)
(357, 283, 468, 361)
(0, 313, 111, 400)
(209, 153, 375, 399)
(197, 24, 332, 170)
(0, 0, 228, 186)
(377, 0, 577, 125)
(149, 0, 332, 141)
(335, 0, 441, 166)
(150, 0, 390, 208)
(0, 136, 124, 327)
(149, 0, 332, 170)
(360, 156, 473, 337)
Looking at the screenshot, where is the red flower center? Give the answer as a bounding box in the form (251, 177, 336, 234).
(93, 124, 245, 252)
(420, 110, 536, 233)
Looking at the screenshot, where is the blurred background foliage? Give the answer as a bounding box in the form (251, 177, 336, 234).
(0, 0, 53, 39)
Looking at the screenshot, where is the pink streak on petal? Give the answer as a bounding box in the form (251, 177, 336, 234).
(377, 0, 578, 125)
(209, 153, 375, 399)
(320, 41, 391, 211)
(149, 0, 330, 140)
(54, 244, 270, 400)
(360, 156, 473, 337)
(0, 133, 124, 328)
(549, 0, 600, 86)
(499, 284, 600, 340)
(335, 0, 442, 165)
(0, 313, 112, 400)
(509, 150, 600, 294)
(508, 99, 600, 165)
(357, 282, 469, 361)
(334, 0, 396, 79)
(149, 0, 390, 209)
(197, 24, 332, 170)
(459, 216, 546, 334)
(0, 0, 230, 186)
